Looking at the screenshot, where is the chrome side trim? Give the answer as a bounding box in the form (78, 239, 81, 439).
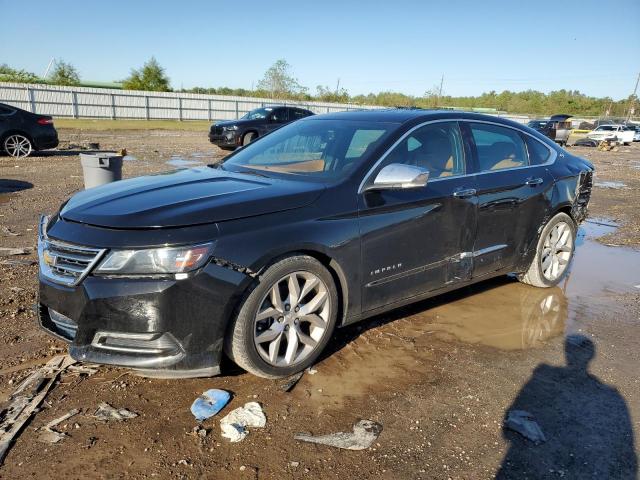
(358, 118, 558, 193)
(473, 244, 508, 257)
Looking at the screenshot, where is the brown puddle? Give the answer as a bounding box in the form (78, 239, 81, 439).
(306, 219, 640, 406)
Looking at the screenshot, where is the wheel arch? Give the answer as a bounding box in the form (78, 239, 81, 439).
(242, 129, 259, 141)
(1, 129, 34, 145)
(248, 247, 350, 327)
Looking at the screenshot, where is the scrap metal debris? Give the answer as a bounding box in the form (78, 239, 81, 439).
(294, 419, 383, 450)
(279, 371, 304, 392)
(0, 258, 36, 267)
(93, 402, 138, 422)
(505, 410, 546, 444)
(190, 389, 231, 422)
(0, 226, 19, 237)
(37, 408, 80, 444)
(0, 247, 30, 256)
(219, 402, 266, 443)
(0, 355, 76, 466)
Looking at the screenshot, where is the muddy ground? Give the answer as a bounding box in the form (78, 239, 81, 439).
(0, 129, 639, 479)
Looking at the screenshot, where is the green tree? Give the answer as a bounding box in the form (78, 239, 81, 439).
(48, 60, 80, 86)
(316, 85, 350, 103)
(122, 57, 171, 92)
(0, 64, 40, 83)
(256, 59, 307, 99)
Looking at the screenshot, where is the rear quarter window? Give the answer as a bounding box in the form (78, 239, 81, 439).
(524, 135, 552, 165)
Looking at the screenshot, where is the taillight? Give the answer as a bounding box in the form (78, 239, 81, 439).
(37, 118, 53, 125)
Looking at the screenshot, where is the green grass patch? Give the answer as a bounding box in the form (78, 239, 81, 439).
(54, 118, 211, 131)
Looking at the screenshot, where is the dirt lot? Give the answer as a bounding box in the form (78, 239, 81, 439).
(1, 128, 639, 479)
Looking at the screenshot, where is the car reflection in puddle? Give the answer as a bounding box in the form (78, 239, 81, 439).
(306, 218, 640, 405)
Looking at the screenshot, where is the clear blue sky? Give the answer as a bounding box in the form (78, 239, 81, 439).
(2, 0, 638, 100)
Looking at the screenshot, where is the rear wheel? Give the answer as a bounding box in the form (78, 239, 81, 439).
(519, 212, 576, 288)
(224, 255, 338, 378)
(242, 131, 256, 146)
(4, 134, 33, 158)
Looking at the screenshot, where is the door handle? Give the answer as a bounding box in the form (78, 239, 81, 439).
(525, 177, 543, 186)
(453, 188, 476, 199)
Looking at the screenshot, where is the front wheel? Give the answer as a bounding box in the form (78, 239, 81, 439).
(4, 134, 33, 158)
(224, 255, 338, 378)
(519, 212, 576, 288)
(242, 131, 256, 146)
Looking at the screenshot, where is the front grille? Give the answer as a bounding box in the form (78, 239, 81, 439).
(212, 125, 223, 135)
(39, 237, 106, 287)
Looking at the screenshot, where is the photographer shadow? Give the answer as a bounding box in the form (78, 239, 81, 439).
(497, 335, 637, 479)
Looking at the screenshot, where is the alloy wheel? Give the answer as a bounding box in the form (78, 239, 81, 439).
(4, 134, 32, 158)
(253, 271, 331, 367)
(540, 221, 573, 281)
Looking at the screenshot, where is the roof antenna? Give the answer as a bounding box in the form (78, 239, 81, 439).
(43, 57, 55, 79)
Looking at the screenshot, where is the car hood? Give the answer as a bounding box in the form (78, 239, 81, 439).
(60, 167, 325, 229)
(213, 118, 260, 129)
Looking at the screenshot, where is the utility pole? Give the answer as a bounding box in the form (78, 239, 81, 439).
(436, 73, 444, 108)
(335, 78, 340, 95)
(625, 71, 639, 122)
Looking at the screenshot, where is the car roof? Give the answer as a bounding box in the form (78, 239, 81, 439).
(306, 108, 531, 128)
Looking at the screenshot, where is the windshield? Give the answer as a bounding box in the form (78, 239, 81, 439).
(597, 126, 615, 131)
(241, 107, 273, 120)
(222, 119, 399, 180)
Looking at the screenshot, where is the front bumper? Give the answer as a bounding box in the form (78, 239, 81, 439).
(208, 131, 239, 148)
(38, 256, 251, 378)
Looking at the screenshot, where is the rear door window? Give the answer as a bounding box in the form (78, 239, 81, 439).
(469, 123, 528, 172)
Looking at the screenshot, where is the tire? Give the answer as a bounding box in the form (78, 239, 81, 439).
(519, 212, 577, 288)
(242, 131, 256, 146)
(224, 255, 338, 378)
(3, 134, 33, 158)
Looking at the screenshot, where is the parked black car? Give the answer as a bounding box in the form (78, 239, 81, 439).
(209, 105, 314, 150)
(38, 110, 593, 379)
(0, 102, 59, 157)
(526, 119, 548, 132)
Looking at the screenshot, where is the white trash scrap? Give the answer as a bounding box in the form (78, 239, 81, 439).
(219, 402, 266, 443)
(294, 419, 383, 450)
(93, 402, 138, 422)
(37, 408, 81, 444)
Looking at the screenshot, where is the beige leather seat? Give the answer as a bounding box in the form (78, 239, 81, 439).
(488, 141, 524, 170)
(410, 130, 455, 178)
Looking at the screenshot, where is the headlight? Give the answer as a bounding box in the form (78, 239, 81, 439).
(222, 125, 238, 131)
(95, 243, 214, 275)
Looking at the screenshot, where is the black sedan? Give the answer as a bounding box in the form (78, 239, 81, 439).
(0, 102, 59, 157)
(38, 110, 593, 378)
(209, 105, 313, 150)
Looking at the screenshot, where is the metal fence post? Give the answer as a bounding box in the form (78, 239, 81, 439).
(235, 101, 239, 119)
(28, 87, 36, 113)
(71, 91, 79, 118)
(208, 99, 212, 121)
(145, 95, 150, 120)
(178, 97, 183, 121)
(110, 93, 116, 120)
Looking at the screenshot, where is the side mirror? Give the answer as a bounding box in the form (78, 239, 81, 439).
(365, 163, 429, 191)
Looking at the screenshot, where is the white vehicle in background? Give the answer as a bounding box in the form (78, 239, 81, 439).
(625, 124, 640, 142)
(586, 125, 635, 145)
